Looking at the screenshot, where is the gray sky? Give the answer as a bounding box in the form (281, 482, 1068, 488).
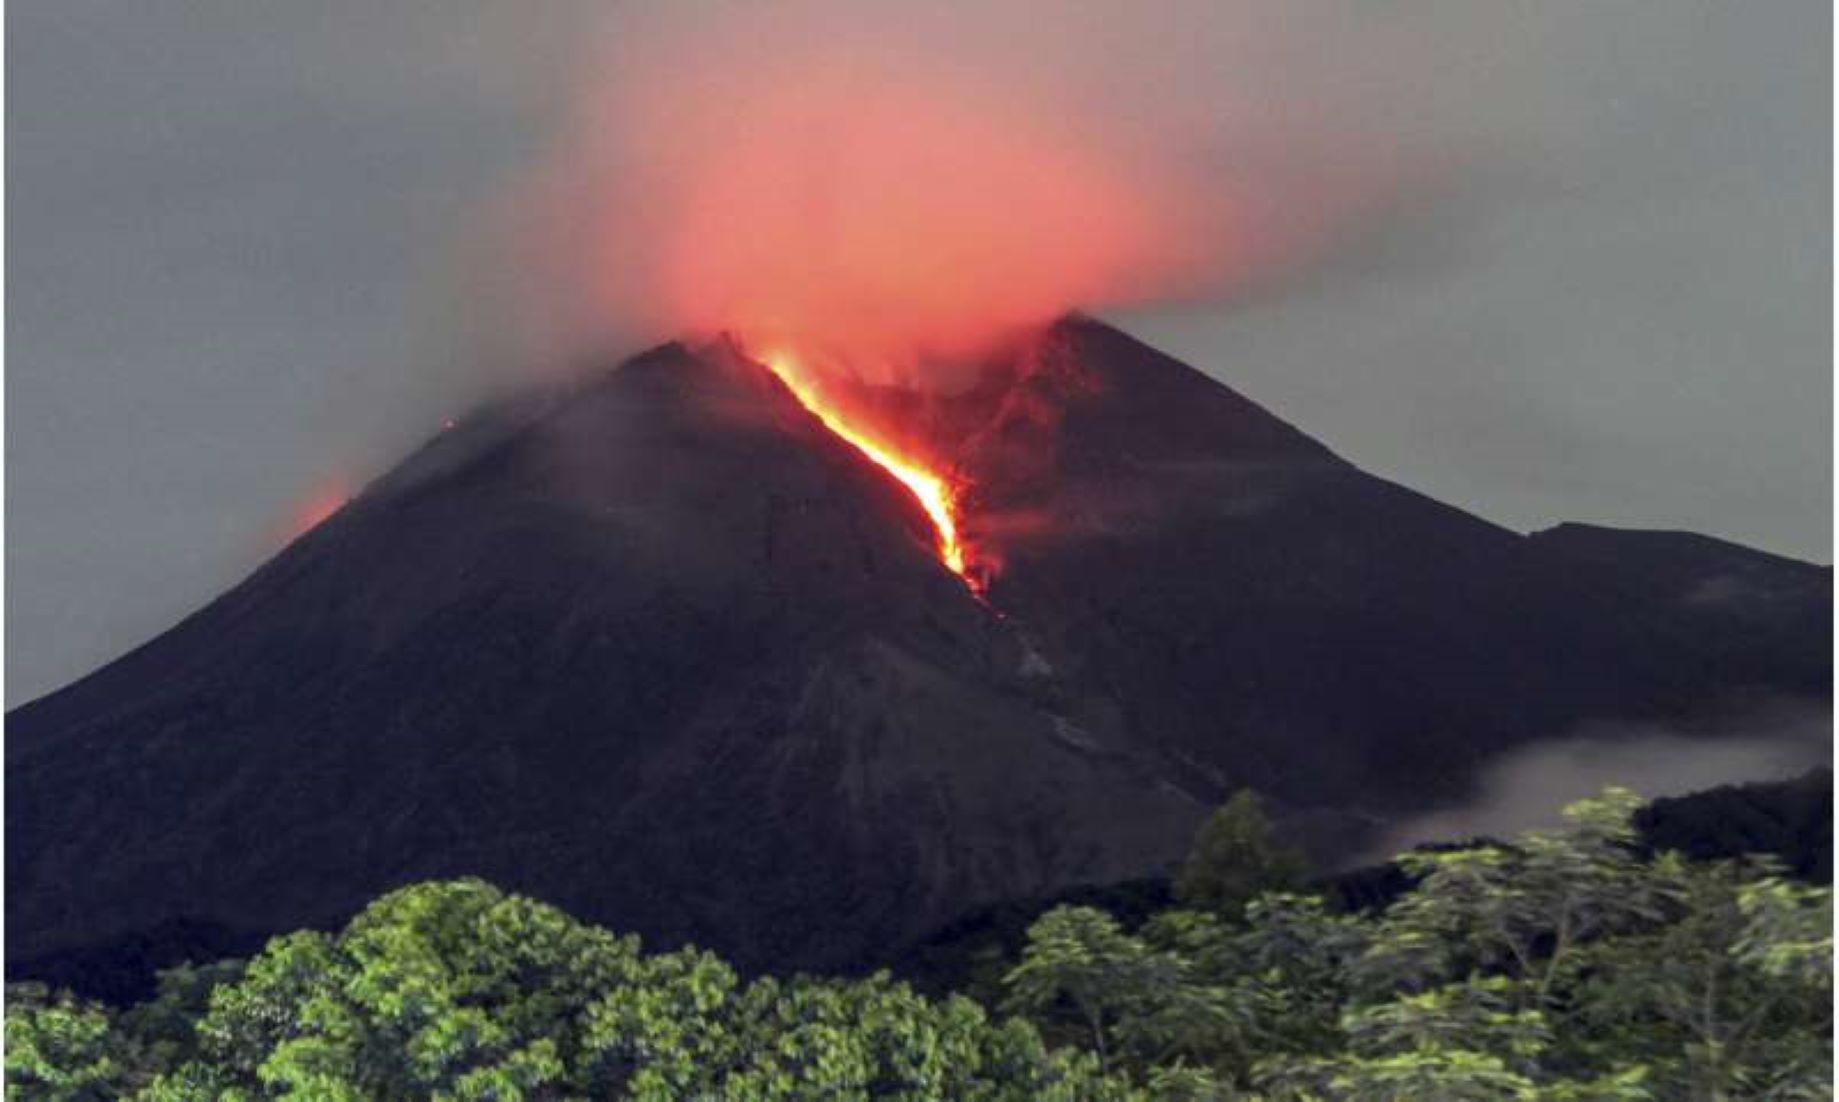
(7, 1, 1830, 705)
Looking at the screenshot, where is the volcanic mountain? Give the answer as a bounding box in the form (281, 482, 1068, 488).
(8, 316, 1829, 991)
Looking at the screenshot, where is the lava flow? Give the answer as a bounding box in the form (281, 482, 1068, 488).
(761, 350, 975, 589)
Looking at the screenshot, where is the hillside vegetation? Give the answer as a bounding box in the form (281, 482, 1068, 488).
(7, 789, 1830, 1100)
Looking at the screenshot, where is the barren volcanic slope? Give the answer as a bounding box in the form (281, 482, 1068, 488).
(8, 318, 1829, 990)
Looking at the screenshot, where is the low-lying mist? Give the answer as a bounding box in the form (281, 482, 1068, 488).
(1361, 700, 1832, 864)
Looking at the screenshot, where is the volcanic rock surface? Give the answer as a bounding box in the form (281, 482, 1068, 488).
(8, 317, 1829, 989)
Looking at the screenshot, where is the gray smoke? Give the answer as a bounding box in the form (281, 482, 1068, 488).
(1363, 700, 1833, 862)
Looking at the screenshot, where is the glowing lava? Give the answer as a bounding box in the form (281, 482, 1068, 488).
(762, 350, 973, 587)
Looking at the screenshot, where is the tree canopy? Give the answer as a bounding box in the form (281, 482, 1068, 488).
(1004, 789, 1833, 1100)
(7, 881, 1128, 1101)
(1173, 790, 1309, 919)
(7, 788, 1832, 1101)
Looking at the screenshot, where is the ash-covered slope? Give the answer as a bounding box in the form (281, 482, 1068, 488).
(6, 338, 1202, 982)
(8, 317, 1828, 991)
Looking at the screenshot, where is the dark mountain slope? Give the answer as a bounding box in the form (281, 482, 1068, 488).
(8, 338, 1202, 980)
(1528, 522, 1831, 691)
(947, 319, 1827, 825)
(8, 317, 1827, 994)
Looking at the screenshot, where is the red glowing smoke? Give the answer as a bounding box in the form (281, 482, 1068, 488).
(510, 2, 1378, 379)
(596, 71, 1220, 367)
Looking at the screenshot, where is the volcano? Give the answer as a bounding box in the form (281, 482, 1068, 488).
(8, 316, 1829, 992)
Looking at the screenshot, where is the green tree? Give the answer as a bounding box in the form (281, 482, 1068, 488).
(1002, 907, 1157, 1070)
(1351, 788, 1678, 1008)
(1735, 875, 1834, 986)
(11, 879, 1139, 1101)
(4, 986, 127, 1102)
(1004, 786, 1831, 1100)
(1003, 905, 1258, 1086)
(1568, 861, 1832, 1102)
(1173, 790, 1309, 919)
(8, 787, 1831, 1101)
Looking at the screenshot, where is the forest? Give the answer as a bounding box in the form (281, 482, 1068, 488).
(6, 788, 1831, 1101)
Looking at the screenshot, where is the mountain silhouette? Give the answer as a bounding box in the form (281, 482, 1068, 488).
(9, 317, 1827, 993)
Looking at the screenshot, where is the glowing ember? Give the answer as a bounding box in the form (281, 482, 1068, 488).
(762, 350, 973, 587)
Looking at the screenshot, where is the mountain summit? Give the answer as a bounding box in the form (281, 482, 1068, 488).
(9, 317, 1828, 991)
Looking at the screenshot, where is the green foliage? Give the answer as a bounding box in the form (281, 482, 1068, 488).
(1735, 876, 1834, 986)
(8, 880, 1136, 1101)
(5, 789, 1830, 1100)
(1353, 789, 1674, 1002)
(1565, 858, 1832, 1101)
(1008, 787, 1832, 1100)
(1174, 791, 1309, 919)
(4, 987, 124, 1101)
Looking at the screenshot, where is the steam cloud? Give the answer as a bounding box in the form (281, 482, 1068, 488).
(498, 0, 1584, 382)
(1361, 700, 1833, 863)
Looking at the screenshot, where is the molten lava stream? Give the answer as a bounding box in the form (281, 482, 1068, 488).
(761, 351, 974, 589)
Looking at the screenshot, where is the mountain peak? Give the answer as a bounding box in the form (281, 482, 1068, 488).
(9, 321, 1827, 999)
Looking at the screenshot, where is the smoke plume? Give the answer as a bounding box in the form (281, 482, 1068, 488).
(500, 0, 1540, 381)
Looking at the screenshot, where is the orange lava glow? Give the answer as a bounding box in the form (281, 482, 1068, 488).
(281, 479, 351, 542)
(762, 350, 973, 587)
